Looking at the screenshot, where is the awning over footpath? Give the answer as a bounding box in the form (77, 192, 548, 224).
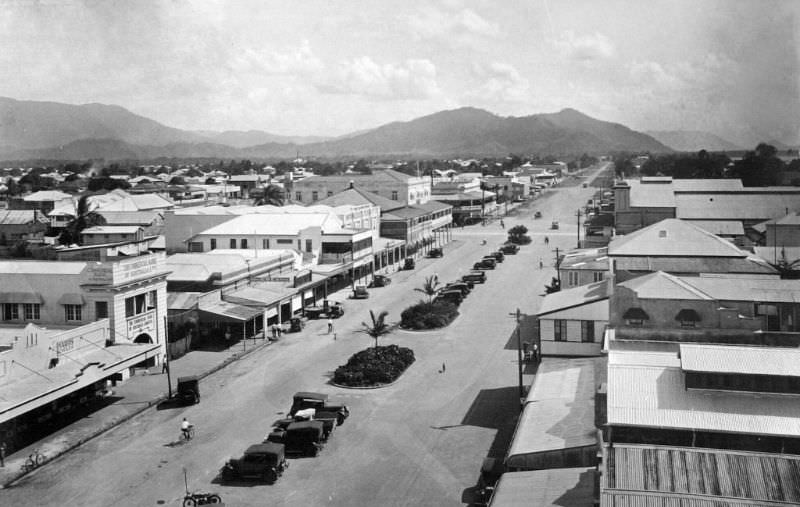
(224, 286, 291, 307)
(198, 301, 262, 322)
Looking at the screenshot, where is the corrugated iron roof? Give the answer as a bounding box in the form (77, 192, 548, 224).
(490, 468, 595, 506)
(614, 256, 777, 275)
(536, 279, 610, 316)
(626, 180, 675, 208)
(609, 219, 746, 258)
(607, 363, 800, 437)
(680, 343, 800, 377)
(0, 210, 48, 225)
(676, 192, 800, 221)
(603, 443, 800, 506)
(688, 219, 745, 236)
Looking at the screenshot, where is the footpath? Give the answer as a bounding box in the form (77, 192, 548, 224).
(0, 336, 274, 488)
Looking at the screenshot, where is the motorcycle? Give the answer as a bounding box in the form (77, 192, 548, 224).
(183, 491, 222, 506)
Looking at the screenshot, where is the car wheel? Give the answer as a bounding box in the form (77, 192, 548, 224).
(208, 494, 222, 504)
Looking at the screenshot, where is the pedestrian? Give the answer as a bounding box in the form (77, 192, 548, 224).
(327, 318, 334, 334)
(544, 236, 549, 245)
(539, 257, 543, 269)
(433, 272, 439, 284)
(0, 440, 6, 467)
(271, 324, 277, 340)
(276, 325, 282, 338)
(532, 343, 540, 363)
(162, 358, 169, 375)
(500, 219, 505, 229)
(442, 362, 446, 373)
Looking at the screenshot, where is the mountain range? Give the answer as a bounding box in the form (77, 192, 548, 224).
(0, 97, 677, 160)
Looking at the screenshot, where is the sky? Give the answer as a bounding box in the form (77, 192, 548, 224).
(1, 0, 798, 146)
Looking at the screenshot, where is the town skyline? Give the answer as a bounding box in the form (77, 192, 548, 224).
(2, 0, 798, 147)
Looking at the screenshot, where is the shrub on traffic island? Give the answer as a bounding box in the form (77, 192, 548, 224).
(333, 344, 415, 387)
(400, 300, 459, 330)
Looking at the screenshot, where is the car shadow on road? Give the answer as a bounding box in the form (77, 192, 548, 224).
(458, 386, 520, 506)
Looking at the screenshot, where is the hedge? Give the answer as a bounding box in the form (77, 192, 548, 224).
(400, 300, 459, 330)
(333, 345, 415, 387)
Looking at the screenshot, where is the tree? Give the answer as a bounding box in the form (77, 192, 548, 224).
(169, 176, 186, 186)
(254, 184, 285, 206)
(58, 195, 106, 246)
(770, 248, 800, 279)
(359, 310, 396, 349)
(730, 143, 785, 186)
(88, 177, 130, 192)
(414, 276, 440, 303)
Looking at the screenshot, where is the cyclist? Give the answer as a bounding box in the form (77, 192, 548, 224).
(181, 417, 193, 440)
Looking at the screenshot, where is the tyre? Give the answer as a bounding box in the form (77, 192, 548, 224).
(183, 498, 197, 507)
(34, 453, 45, 466)
(208, 494, 222, 504)
(264, 468, 278, 483)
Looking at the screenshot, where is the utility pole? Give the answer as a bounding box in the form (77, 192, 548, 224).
(575, 209, 582, 248)
(552, 247, 562, 286)
(510, 308, 524, 406)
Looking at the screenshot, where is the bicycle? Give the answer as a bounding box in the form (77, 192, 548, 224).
(180, 425, 196, 441)
(21, 449, 45, 473)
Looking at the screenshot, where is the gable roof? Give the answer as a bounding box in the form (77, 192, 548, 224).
(315, 186, 403, 212)
(536, 279, 611, 316)
(617, 271, 713, 300)
(608, 219, 747, 258)
(96, 210, 161, 225)
(195, 211, 342, 236)
(22, 190, 72, 202)
(0, 210, 49, 225)
(675, 192, 800, 221)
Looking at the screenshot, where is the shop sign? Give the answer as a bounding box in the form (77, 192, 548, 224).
(127, 310, 156, 339)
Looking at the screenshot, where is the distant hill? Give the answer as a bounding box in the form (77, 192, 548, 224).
(646, 130, 742, 152)
(0, 97, 203, 150)
(193, 130, 330, 147)
(0, 97, 672, 160)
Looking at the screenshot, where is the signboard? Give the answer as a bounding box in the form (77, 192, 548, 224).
(127, 311, 157, 340)
(116, 255, 161, 284)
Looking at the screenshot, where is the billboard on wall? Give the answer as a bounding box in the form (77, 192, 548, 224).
(127, 311, 157, 341)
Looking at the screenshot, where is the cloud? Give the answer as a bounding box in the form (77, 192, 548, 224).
(465, 62, 530, 104)
(407, 6, 500, 40)
(557, 31, 616, 62)
(318, 57, 440, 100)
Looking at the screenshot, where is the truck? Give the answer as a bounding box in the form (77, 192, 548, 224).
(290, 392, 350, 425)
(221, 442, 288, 483)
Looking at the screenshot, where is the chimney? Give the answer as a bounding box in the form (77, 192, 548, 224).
(349, 180, 354, 189)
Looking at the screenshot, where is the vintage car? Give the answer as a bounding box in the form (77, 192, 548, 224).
(304, 300, 344, 319)
(272, 409, 337, 441)
(462, 271, 487, 284)
(551, 220, 560, 230)
(427, 247, 443, 258)
(473, 258, 496, 270)
(222, 443, 288, 483)
(266, 421, 325, 457)
(351, 285, 369, 299)
(287, 317, 304, 333)
(441, 282, 471, 296)
(290, 392, 350, 425)
(487, 251, 505, 263)
(434, 289, 464, 306)
(500, 243, 519, 255)
(176, 376, 200, 405)
(369, 274, 391, 288)
(403, 258, 416, 270)
(534, 210, 542, 219)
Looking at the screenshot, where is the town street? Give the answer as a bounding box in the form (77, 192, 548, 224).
(2, 166, 607, 507)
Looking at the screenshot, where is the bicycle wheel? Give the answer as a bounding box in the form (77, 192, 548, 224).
(182, 497, 197, 507)
(188, 427, 196, 439)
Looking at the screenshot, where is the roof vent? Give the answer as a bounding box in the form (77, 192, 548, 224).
(658, 230, 667, 238)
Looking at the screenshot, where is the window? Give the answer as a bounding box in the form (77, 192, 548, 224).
(295, 191, 302, 201)
(567, 271, 579, 286)
(305, 239, 312, 253)
(3, 303, 18, 321)
(64, 304, 82, 321)
(23, 303, 40, 320)
(263, 239, 270, 249)
(125, 294, 148, 318)
(230, 238, 236, 249)
(593, 272, 604, 282)
(327, 191, 333, 197)
(241, 238, 248, 249)
(312, 191, 318, 202)
(148, 290, 157, 310)
(581, 321, 595, 342)
(391, 191, 398, 200)
(188, 242, 204, 252)
(554, 320, 567, 341)
(276, 239, 293, 245)
(95, 301, 108, 319)
(210, 238, 216, 250)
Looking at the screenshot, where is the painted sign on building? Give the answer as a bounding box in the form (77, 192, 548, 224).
(127, 310, 157, 341)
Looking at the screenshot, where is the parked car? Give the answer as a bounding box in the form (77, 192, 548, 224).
(441, 282, 471, 296)
(369, 274, 391, 288)
(473, 258, 496, 270)
(222, 443, 288, 483)
(267, 420, 326, 457)
(287, 317, 304, 333)
(175, 376, 200, 405)
(434, 289, 464, 306)
(462, 271, 487, 284)
(403, 258, 416, 270)
(351, 285, 369, 299)
(428, 247, 443, 258)
(500, 243, 519, 255)
(487, 251, 505, 262)
(304, 300, 344, 319)
(273, 409, 336, 441)
(551, 220, 559, 230)
(534, 210, 542, 218)
(290, 392, 350, 425)
(582, 182, 588, 188)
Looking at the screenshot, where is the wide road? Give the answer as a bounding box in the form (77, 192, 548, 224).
(2, 164, 609, 507)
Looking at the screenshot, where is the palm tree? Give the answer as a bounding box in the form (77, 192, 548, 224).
(359, 310, 396, 349)
(254, 184, 285, 206)
(770, 247, 800, 279)
(58, 195, 106, 246)
(414, 275, 440, 303)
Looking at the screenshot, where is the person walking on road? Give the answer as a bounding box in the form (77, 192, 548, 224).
(441, 362, 446, 373)
(539, 257, 543, 269)
(544, 236, 549, 245)
(0, 440, 6, 467)
(500, 219, 505, 229)
(433, 272, 439, 284)
(327, 318, 334, 334)
(162, 358, 169, 375)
